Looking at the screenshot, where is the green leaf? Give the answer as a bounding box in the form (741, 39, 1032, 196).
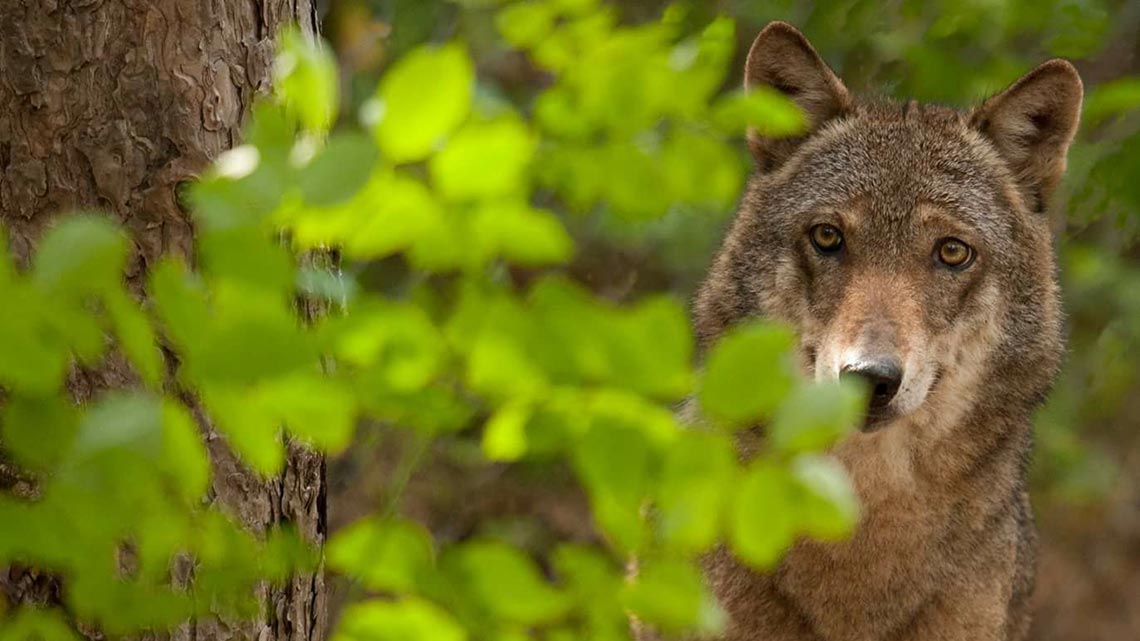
(572, 422, 654, 552)
(69, 392, 163, 461)
(444, 541, 570, 625)
(612, 296, 693, 398)
(661, 129, 745, 208)
(624, 559, 723, 635)
(0, 608, 82, 641)
(32, 214, 128, 295)
(373, 43, 474, 163)
(553, 543, 623, 605)
(275, 28, 339, 134)
(291, 171, 446, 262)
(297, 132, 379, 206)
(1, 394, 80, 472)
(202, 371, 355, 472)
(482, 400, 532, 461)
(199, 226, 295, 293)
(470, 202, 573, 266)
(712, 88, 807, 137)
(699, 322, 796, 425)
(791, 454, 860, 540)
(261, 373, 358, 453)
(656, 431, 735, 552)
(104, 289, 162, 387)
(524, 279, 693, 398)
(430, 116, 535, 201)
(191, 141, 293, 229)
(729, 460, 797, 570)
(769, 378, 865, 454)
(149, 258, 211, 349)
(334, 598, 467, 641)
(0, 285, 70, 394)
(189, 309, 316, 385)
(328, 518, 434, 593)
(161, 400, 211, 502)
(201, 384, 286, 476)
(496, 2, 557, 48)
(358, 386, 475, 435)
(319, 301, 445, 391)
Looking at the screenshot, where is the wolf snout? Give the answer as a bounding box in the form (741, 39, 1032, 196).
(841, 360, 903, 410)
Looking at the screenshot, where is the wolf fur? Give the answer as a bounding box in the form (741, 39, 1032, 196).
(689, 22, 1082, 641)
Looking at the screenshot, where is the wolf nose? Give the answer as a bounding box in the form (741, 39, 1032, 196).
(842, 360, 903, 409)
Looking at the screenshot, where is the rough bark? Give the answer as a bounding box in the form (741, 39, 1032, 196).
(0, 2, 325, 640)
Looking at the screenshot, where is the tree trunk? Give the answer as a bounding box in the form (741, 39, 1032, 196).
(0, 2, 326, 640)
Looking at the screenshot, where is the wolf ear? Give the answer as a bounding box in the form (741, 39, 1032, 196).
(970, 59, 1083, 213)
(744, 22, 852, 171)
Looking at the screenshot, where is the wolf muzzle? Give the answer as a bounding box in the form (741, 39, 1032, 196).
(841, 359, 903, 429)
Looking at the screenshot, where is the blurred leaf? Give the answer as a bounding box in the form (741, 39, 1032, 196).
(524, 279, 693, 398)
(0, 609, 82, 641)
(201, 384, 286, 476)
(430, 116, 535, 201)
(373, 43, 474, 163)
(161, 400, 210, 502)
(275, 28, 339, 134)
(661, 130, 745, 208)
(471, 202, 574, 266)
(699, 322, 795, 425)
(552, 544, 626, 636)
(656, 431, 735, 552)
(444, 541, 570, 625)
(769, 379, 865, 454)
(69, 392, 162, 462)
(262, 373, 358, 453)
(624, 559, 723, 635)
(791, 454, 859, 540)
(729, 460, 796, 570)
(32, 214, 128, 295)
(104, 289, 162, 387)
(497, 2, 557, 48)
(0, 286, 70, 394)
(572, 422, 653, 552)
(199, 226, 294, 293)
(712, 88, 807, 137)
(483, 400, 532, 461)
(335, 598, 467, 641)
(320, 301, 445, 391)
(188, 306, 316, 386)
(297, 132, 379, 206)
(1, 394, 80, 472)
(328, 518, 434, 593)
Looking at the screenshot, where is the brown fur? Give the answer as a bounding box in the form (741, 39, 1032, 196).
(688, 23, 1081, 641)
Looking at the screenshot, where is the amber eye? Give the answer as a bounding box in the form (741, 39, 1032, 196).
(936, 238, 975, 269)
(809, 224, 844, 254)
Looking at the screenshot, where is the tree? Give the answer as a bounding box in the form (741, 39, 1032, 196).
(9, 1, 1133, 640)
(0, 3, 325, 640)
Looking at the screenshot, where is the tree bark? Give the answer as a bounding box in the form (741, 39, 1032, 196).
(0, 2, 326, 640)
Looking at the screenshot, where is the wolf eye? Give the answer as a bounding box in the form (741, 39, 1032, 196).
(809, 224, 844, 254)
(935, 238, 975, 269)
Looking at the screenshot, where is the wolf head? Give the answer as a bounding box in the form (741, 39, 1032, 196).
(696, 23, 1081, 434)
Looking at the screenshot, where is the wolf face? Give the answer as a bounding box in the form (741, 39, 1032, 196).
(688, 24, 1082, 641)
(696, 23, 1081, 435)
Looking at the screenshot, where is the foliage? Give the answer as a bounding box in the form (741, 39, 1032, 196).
(0, 5, 853, 640)
(3, 0, 1140, 638)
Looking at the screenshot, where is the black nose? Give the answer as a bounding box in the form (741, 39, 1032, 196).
(842, 360, 903, 409)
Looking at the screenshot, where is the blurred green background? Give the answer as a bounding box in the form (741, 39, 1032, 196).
(320, 1, 1140, 639)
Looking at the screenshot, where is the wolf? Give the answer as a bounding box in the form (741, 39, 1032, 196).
(690, 22, 1082, 641)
